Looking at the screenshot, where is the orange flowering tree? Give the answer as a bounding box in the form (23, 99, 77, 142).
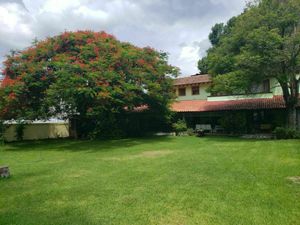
(0, 31, 178, 138)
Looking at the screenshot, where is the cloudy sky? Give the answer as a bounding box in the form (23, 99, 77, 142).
(0, 0, 245, 76)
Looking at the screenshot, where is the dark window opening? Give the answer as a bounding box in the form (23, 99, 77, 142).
(263, 79, 270, 93)
(192, 86, 200, 95)
(178, 88, 186, 96)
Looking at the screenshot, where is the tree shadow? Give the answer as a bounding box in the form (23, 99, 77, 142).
(2, 136, 174, 153)
(200, 135, 277, 143)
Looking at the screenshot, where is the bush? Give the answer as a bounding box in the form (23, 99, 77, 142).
(219, 112, 247, 134)
(273, 127, 300, 139)
(187, 128, 195, 136)
(172, 119, 187, 136)
(0, 121, 4, 143)
(273, 127, 286, 139)
(15, 122, 26, 141)
(295, 131, 300, 139)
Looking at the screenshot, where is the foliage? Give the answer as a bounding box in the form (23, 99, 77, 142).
(208, 18, 237, 47)
(201, 0, 300, 128)
(197, 56, 209, 74)
(172, 119, 187, 135)
(207, 71, 253, 95)
(187, 128, 195, 136)
(15, 121, 26, 141)
(273, 127, 300, 139)
(219, 112, 247, 134)
(208, 23, 225, 46)
(0, 31, 179, 138)
(0, 120, 4, 143)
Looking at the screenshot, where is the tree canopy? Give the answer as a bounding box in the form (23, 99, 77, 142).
(201, 0, 300, 128)
(197, 56, 209, 74)
(0, 31, 178, 138)
(208, 23, 225, 46)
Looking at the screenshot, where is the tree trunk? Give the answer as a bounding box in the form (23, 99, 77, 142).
(287, 106, 297, 130)
(279, 79, 299, 130)
(69, 118, 78, 139)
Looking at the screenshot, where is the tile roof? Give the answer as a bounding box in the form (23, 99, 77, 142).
(172, 96, 298, 112)
(173, 74, 211, 86)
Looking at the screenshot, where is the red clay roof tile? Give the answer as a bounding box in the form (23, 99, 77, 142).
(171, 96, 298, 112)
(173, 74, 211, 86)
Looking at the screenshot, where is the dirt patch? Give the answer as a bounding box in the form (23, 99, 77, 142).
(103, 150, 173, 161)
(155, 211, 188, 225)
(139, 150, 173, 158)
(66, 169, 90, 178)
(287, 176, 300, 184)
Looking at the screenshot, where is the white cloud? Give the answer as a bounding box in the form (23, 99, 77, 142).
(0, 3, 31, 34)
(180, 44, 201, 63)
(0, 0, 246, 76)
(73, 6, 109, 20)
(39, 0, 82, 14)
(0, 1, 32, 62)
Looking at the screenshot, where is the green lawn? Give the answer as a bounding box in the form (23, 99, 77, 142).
(0, 136, 300, 225)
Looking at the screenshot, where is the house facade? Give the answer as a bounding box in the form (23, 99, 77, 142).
(172, 74, 300, 133)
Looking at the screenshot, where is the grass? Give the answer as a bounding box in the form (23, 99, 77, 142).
(0, 136, 300, 225)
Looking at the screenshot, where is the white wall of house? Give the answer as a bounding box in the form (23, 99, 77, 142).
(174, 84, 210, 101)
(174, 78, 299, 101)
(270, 78, 283, 95)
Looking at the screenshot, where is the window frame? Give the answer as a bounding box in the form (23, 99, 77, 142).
(263, 79, 270, 93)
(178, 87, 186, 96)
(192, 85, 200, 95)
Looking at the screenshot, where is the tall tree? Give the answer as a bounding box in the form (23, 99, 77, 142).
(197, 56, 209, 74)
(198, 17, 237, 75)
(0, 31, 178, 137)
(208, 23, 225, 46)
(204, 0, 300, 129)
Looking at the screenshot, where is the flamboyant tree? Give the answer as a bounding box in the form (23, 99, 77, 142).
(0, 31, 178, 138)
(201, 0, 300, 129)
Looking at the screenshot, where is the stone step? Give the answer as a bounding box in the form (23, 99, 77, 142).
(0, 166, 10, 178)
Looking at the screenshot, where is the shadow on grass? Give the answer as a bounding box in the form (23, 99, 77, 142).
(2, 135, 282, 154)
(199, 135, 277, 143)
(2, 136, 174, 153)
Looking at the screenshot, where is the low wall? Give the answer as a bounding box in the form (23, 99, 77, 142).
(4, 123, 69, 142)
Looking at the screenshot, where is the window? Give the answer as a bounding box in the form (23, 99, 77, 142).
(178, 87, 186, 96)
(192, 86, 200, 95)
(263, 79, 270, 93)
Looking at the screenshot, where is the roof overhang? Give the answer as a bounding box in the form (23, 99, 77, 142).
(171, 96, 299, 113)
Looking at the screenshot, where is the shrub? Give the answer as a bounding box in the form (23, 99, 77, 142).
(172, 119, 187, 136)
(187, 128, 195, 136)
(0, 121, 4, 143)
(15, 122, 26, 141)
(219, 112, 247, 134)
(273, 127, 300, 139)
(273, 127, 286, 139)
(295, 132, 300, 139)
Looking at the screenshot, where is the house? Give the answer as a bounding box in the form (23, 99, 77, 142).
(172, 74, 300, 133)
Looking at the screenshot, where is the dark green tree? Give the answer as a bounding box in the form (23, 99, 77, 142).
(204, 0, 300, 129)
(208, 23, 225, 46)
(197, 56, 209, 74)
(198, 17, 237, 75)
